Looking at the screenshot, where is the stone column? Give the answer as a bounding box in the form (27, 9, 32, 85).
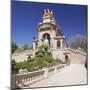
(38, 32, 42, 47)
(39, 39, 42, 47)
(60, 39, 63, 49)
(44, 68, 48, 78)
(33, 41, 36, 51)
(53, 39, 56, 50)
(50, 39, 53, 49)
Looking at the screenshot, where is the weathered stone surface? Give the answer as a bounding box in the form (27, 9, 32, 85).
(30, 64, 87, 88)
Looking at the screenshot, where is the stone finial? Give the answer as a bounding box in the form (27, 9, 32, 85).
(47, 8, 50, 13)
(43, 9, 53, 17)
(44, 9, 47, 14)
(51, 10, 53, 16)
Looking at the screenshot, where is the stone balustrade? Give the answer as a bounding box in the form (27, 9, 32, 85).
(12, 64, 66, 89)
(67, 47, 86, 56)
(13, 50, 33, 56)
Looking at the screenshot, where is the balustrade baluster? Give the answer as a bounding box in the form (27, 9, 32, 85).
(20, 75, 23, 84)
(27, 75, 29, 82)
(18, 76, 21, 84)
(34, 74, 36, 80)
(37, 73, 39, 79)
(24, 75, 27, 83)
(29, 75, 31, 81)
(12, 65, 65, 88)
(31, 76, 32, 81)
(22, 75, 24, 84)
(26, 74, 28, 82)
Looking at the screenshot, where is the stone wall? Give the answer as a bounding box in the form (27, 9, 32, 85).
(12, 48, 87, 65)
(12, 50, 34, 62)
(67, 48, 86, 64)
(51, 48, 86, 64)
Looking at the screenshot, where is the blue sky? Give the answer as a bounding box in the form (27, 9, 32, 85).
(11, 1, 87, 45)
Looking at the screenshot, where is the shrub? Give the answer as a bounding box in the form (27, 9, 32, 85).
(12, 45, 57, 74)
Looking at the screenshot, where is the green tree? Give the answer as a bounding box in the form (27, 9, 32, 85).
(12, 59, 19, 74)
(35, 44, 50, 57)
(12, 42, 18, 54)
(34, 45, 56, 68)
(23, 44, 28, 50)
(12, 45, 57, 73)
(70, 35, 87, 51)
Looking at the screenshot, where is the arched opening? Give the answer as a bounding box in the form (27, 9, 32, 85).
(42, 33, 51, 47)
(65, 55, 68, 61)
(65, 55, 70, 65)
(57, 40, 60, 49)
(35, 42, 38, 49)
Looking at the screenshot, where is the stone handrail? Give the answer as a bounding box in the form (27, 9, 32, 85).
(12, 64, 66, 89)
(67, 47, 86, 56)
(13, 50, 33, 56)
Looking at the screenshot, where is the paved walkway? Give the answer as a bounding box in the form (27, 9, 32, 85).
(30, 64, 87, 88)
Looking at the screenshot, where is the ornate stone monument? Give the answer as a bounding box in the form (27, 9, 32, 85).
(33, 9, 67, 50)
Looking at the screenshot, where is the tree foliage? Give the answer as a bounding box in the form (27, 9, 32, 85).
(23, 44, 32, 50)
(70, 35, 87, 51)
(23, 44, 28, 50)
(12, 59, 19, 74)
(12, 45, 57, 74)
(12, 42, 18, 54)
